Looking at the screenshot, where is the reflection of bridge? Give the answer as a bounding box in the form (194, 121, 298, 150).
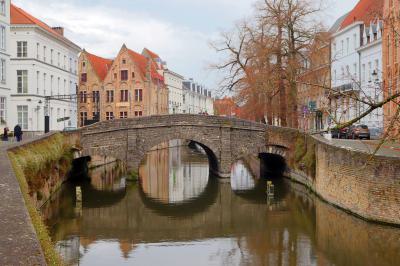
(80, 115, 289, 177)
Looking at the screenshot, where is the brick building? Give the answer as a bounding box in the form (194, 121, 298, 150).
(383, 0, 400, 137)
(78, 44, 168, 126)
(297, 32, 331, 132)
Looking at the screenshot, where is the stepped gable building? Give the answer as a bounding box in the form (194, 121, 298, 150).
(78, 45, 168, 126)
(9, 4, 80, 132)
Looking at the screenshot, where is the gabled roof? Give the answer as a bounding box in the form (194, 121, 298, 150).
(340, 0, 384, 30)
(85, 51, 113, 81)
(11, 4, 78, 48)
(142, 47, 164, 71)
(143, 48, 160, 60)
(330, 13, 349, 33)
(127, 48, 164, 82)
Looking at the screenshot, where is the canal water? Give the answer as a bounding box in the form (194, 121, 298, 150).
(42, 141, 400, 266)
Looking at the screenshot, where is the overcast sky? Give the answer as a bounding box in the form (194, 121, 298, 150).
(12, 0, 359, 91)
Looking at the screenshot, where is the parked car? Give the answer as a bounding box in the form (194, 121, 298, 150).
(331, 128, 340, 139)
(348, 124, 370, 140)
(339, 127, 349, 139)
(330, 127, 349, 139)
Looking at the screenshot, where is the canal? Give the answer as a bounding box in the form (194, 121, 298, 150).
(42, 141, 400, 266)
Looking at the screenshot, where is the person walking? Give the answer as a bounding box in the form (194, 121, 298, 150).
(2, 126, 9, 141)
(14, 124, 22, 142)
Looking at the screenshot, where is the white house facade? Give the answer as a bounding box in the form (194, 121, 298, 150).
(357, 20, 384, 132)
(9, 4, 80, 133)
(329, 0, 384, 133)
(164, 69, 184, 114)
(0, 0, 10, 130)
(330, 22, 362, 125)
(182, 79, 214, 115)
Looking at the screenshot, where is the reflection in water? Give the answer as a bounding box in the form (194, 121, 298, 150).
(42, 142, 400, 266)
(139, 142, 209, 204)
(231, 160, 256, 191)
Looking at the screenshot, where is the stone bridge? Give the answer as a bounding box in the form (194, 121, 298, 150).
(80, 114, 289, 177)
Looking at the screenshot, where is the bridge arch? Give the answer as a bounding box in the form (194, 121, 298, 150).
(135, 134, 221, 176)
(80, 114, 269, 178)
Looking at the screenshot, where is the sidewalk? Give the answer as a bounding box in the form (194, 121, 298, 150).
(316, 136, 400, 158)
(0, 136, 47, 265)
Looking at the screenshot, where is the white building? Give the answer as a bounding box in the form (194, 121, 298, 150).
(330, 0, 384, 131)
(357, 20, 384, 132)
(9, 4, 80, 133)
(164, 69, 185, 114)
(0, 0, 10, 131)
(182, 78, 214, 115)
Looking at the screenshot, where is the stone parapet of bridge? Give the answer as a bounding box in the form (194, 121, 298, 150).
(80, 114, 272, 177)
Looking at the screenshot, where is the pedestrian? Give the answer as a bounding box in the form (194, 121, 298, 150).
(14, 124, 23, 142)
(2, 126, 9, 141)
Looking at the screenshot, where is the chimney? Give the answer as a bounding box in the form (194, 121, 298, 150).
(52, 27, 64, 36)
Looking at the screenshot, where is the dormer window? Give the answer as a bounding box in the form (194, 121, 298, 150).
(122, 59, 126, 64)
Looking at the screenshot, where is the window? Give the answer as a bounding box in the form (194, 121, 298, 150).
(81, 73, 87, 82)
(121, 70, 128, 81)
(0, 59, 5, 83)
(362, 64, 366, 82)
(36, 43, 39, 59)
(132, 72, 135, 79)
(120, 111, 128, 119)
(0, 96, 6, 124)
(106, 112, 114, 120)
(80, 112, 87, 127)
(50, 49, 53, 64)
(17, 70, 28, 93)
(50, 75, 54, 96)
(57, 52, 60, 67)
(36, 71, 39, 94)
(120, 90, 129, 102)
(17, 41, 27, 58)
(57, 77, 60, 95)
(69, 58, 72, 72)
(0, 1, 6, 15)
(353, 34, 357, 49)
(114, 73, 117, 80)
(92, 112, 99, 120)
(43, 73, 46, 95)
(93, 90, 100, 103)
(368, 62, 372, 81)
(106, 90, 114, 102)
(134, 111, 142, 117)
(341, 40, 344, 54)
(0, 26, 5, 50)
(63, 79, 66, 95)
(64, 55, 66, 69)
(17, 105, 28, 130)
(122, 59, 126, 64)
(135, 89, 143, 102)
(43, 46, 46, 62)
(80, 91, 87, 103)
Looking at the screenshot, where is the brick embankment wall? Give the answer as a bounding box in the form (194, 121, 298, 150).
(272, 128, 400, 225)
(314, 139, 400, 225)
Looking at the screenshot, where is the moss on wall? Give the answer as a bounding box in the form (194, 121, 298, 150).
(7, 132, 79, 265)
(9, 133, 77, 205)
(293, 135, 316, 178)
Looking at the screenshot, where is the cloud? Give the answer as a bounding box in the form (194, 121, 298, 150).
(12, 0, 233, 89)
